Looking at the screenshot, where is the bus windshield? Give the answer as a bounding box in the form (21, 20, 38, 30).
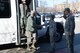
(0, 0, 11, 18)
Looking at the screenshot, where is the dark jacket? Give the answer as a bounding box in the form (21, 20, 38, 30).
(64, 13, 75, 33)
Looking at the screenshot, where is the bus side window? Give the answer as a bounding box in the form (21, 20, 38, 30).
(0, 0, 11, 18)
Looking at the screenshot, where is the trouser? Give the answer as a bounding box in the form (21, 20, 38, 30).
(25, 31, 36, 48)
(65, 32, 74, 53)
(49, 30, 56, 50)
(20, 18, 27, 36)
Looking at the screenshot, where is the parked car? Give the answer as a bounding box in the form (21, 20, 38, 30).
(37, 14, 64, 43)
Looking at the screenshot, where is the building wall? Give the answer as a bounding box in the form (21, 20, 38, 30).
(56, 2, 80, 12)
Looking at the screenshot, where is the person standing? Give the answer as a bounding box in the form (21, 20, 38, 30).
(46, 14, 56, 52)
(26, 10, 37, 51)
(64, 8, 75, 53)
(20, 0, 27, 36)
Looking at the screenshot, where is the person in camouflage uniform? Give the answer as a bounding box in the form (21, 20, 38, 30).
(64, 8, 75, 53)
(20, 0, 27, 36)
(26, 10, 37, 51)
(47, 14, 56, 52)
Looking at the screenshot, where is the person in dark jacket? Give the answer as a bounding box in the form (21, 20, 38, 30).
(64, 8, 75, 53)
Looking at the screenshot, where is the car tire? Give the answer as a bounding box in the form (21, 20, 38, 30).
(55, 32, 63, 42)
(46, 22, 64, 42)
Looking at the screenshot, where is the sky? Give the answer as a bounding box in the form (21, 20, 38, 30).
(38, 0, 80, 7)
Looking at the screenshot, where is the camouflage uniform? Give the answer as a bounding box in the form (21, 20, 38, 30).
(26, 16, 36, 50)
(64, 13, 75, 53)
(49, 15, 56, 51)
(19, 3, 27, 35)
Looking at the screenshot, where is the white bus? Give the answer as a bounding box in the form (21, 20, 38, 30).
(0, 0, 41, 45)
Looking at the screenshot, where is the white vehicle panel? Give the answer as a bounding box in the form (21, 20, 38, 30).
(0, 0, 17, 44)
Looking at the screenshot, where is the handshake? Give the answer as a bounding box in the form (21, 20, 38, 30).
(42, 23, 49, 26)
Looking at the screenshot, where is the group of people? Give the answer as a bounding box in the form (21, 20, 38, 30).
(43, 8, 75, 53)
(19, 0, 75, 53)
(50, 8, 75, 53)
(19, 0, 38, 51)
(48, 8, 75, 53)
